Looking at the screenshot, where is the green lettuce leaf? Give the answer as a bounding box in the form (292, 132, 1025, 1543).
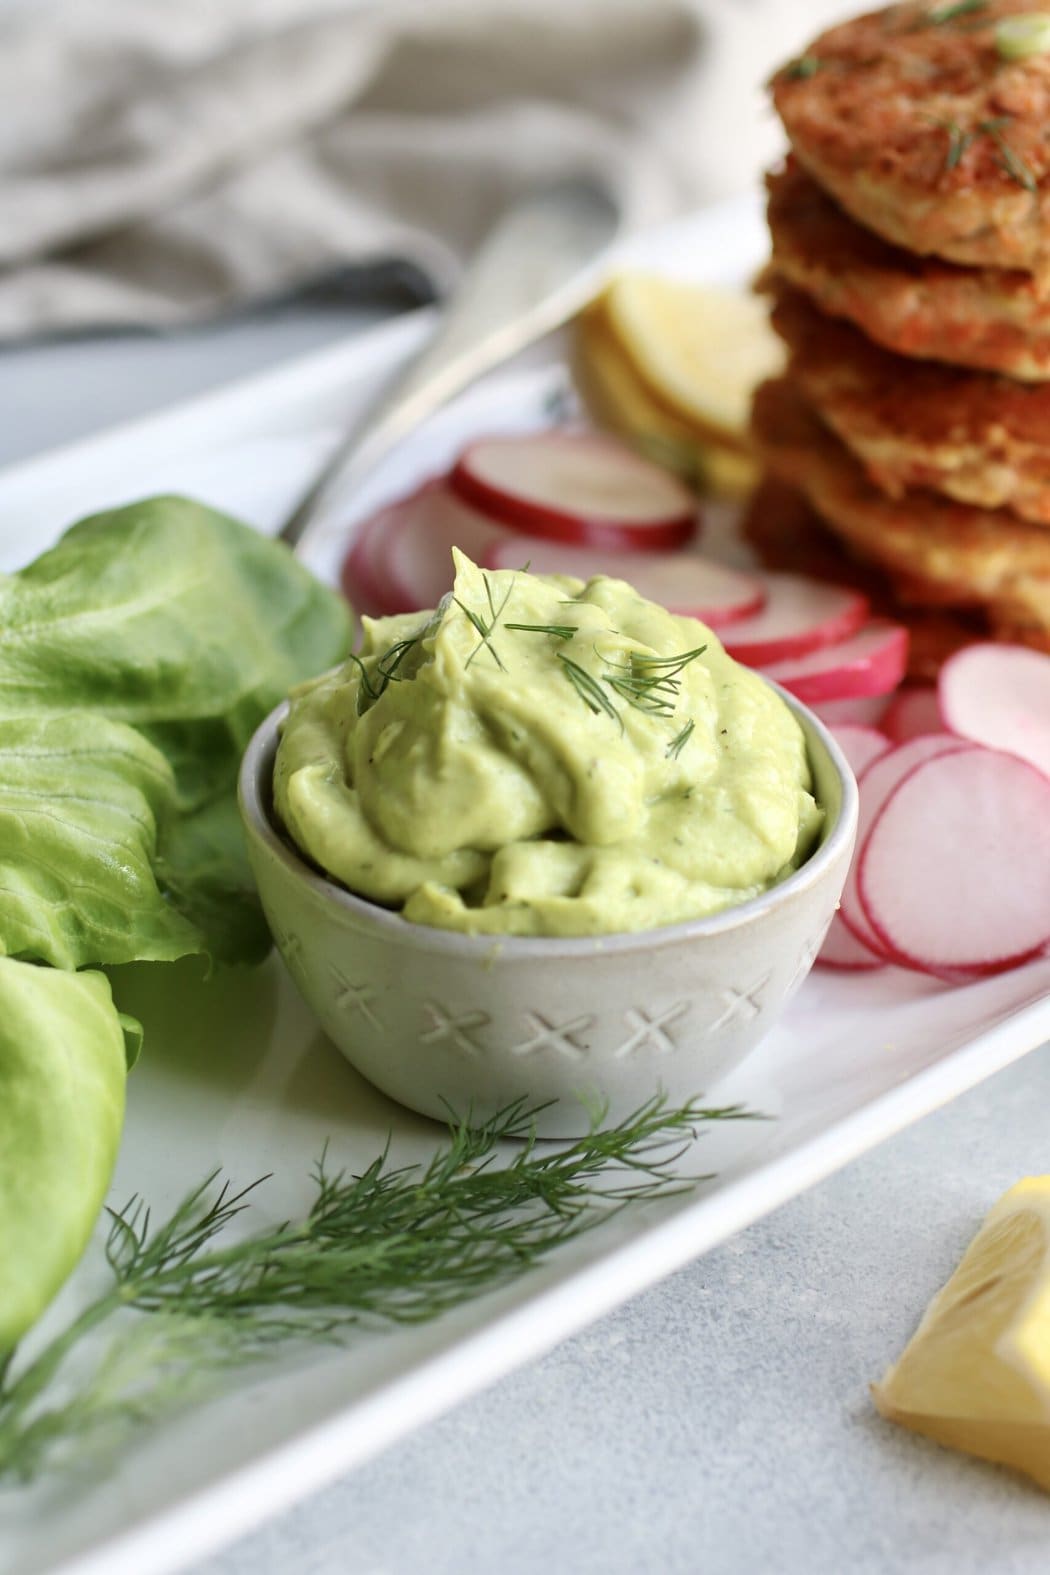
(0, 958, 127, 1352)
(0, 494, 352, 811)
(154, 794, 271, 966)
(0, 714, 202, 970)
(0, 495, 352, 967)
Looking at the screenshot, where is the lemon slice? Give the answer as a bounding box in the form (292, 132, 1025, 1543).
(873, 1178, 1050, 1490)
(576, 306, 759, 500)
(600, 273, 785, 448)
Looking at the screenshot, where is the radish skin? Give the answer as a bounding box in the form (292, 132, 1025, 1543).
(828, 723, 892, 781)
(759, 621, 908, 703)
(837, 735, 971, 957)
(360, 482, 507, 615)
(484, 538, 766, 627)
(452, 430, 697, 550)
(721, 574, 869, 665)
(881, 687, 945, 743)
(857, 746, 1050, 977)
(816, 913, 887, 971)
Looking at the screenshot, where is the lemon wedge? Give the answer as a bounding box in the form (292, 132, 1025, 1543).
(599, 273, 784, 448)
(576, 304, 759, 500)
(873, 1178, 1050, 1491)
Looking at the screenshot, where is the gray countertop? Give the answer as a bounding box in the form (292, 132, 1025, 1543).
(3, 319, 1048, 1575)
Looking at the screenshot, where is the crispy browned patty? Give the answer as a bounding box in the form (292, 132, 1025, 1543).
(751, 378, 1050, 642)
(771, 1, 1050, 276)
(740, 478, 996, 677)
(770, 285, 1050, 524)
(766, 161, 1050, 379)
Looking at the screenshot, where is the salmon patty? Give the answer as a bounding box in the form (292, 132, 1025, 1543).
(771, 285, 1050, 523)
(751, 378, 1050, 643)
(772, 0, 1050, 276)
(766, 161, 1050, 379)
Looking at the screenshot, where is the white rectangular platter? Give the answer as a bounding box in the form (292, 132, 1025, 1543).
(3, 193, 1049, 1575)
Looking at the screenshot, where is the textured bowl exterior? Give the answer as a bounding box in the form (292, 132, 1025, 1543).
(239, 696, 857, 1137)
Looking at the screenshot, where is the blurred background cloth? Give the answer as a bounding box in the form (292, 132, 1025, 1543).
(0, 0, 851, 339)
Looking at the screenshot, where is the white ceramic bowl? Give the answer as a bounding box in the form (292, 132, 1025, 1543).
(239, 692, 857, 1136)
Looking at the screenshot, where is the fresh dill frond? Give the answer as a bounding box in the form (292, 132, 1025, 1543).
(456, 573, 516, 670)
(666, 720, 695, 760)
(349, 634, 423, 715)
(0, 1097, 752, 1485)
(557, 652, 622, 727)
(504, 623, 579, 641)
(375, 636, 420, 682)
(604, 664, 678, 716)
(979, 117, 1039, 193)
(925, 114, 976, 171)
(602, 644, 707, 718)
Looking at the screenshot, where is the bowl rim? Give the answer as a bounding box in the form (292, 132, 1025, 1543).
(238, 682, 859, 962)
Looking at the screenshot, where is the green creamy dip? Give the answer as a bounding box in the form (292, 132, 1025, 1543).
(273, 552, 823, 937)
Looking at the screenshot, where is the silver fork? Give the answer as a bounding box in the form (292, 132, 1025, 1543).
(278, 179, 621, 554)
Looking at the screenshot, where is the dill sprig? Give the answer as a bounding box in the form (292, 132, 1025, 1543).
(979, 116, 1039, 194)
(455, 573, 515, 670)
(926, 114, 976, 171)
(557, 651, 622, 728)
(0, 1096, 750, 1485)
(602, 644, 708, 718)
(505, 622, 579, 641)
(348, 634, 422, 714)
(928, 113, 1040, 191)
(667, 719, 695, 760)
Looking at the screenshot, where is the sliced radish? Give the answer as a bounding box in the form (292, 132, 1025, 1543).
(828, 723, 892, 781)
(858, 746, 1050, 977)
(341, 492, 417, 616)
(816, 912, 887, 971)
(483, 537, 766, 627)
(451, 431, 697, 550)
(808, 695, 890, 729)
(838, 734, 971, 957)
(721, 574, 869, 666)
(355, 481, 507, 615)
(880, 686, 945, 744)
(759, 621, 908, 703)
(939, 643, 1050, 781)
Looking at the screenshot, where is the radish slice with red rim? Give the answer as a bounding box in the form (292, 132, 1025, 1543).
(355, 482, 507, 615)
(341, 495, 415, 616)
(880, 686, 945, 744)
(451, 430, 698, 550)
(939, 643, 1050, 781)
(721, 574, 869, 666)
(759, 621, 908, 703)
(816, 913, 886, 971)
(807, 695, 890, 729)
(857, 745, 1050, 977)
(837, 734, 971, 957)
(828, 723, 892, 781)
(483, 537, 766, 627)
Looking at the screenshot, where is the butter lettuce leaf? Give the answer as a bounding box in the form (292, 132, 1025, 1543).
(0, 714, 202, 970)
(0, 495, 352, 967)
(0, 958, 128, 1352)
(154, 795, 271, 966)
(0, 495, 352, 812)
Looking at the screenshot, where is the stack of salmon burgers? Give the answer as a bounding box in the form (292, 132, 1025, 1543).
(750, 0, 1050, 672)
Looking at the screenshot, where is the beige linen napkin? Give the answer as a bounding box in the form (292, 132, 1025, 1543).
(0, 0, 851, 338)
